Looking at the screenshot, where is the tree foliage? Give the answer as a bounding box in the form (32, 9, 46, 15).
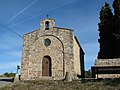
(98, 0, 120, 59)
(85, 70, 92, 78)
(99, 2, 113, 25)
(3, 72, 16, 77)
(113, 0, 120, 16)
(98, 3, 113, 59)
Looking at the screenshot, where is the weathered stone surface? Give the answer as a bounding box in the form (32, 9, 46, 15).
(95, 58, 120, 66)
(93, 58, 120, 78)
(96, 74, 120, 78)
(64, 72, 72, 82)
(14, 74, 19, 82)
(21, 18, 84, 80)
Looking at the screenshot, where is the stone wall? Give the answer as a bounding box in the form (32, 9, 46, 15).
(95, 58, 120, 66)
(21, 27, 75, 80)
(21, 18, 84, 80)
(93, 58, 120, 78)
(73, 37, 81, 77)
(96, 74, 120, 78)
(40, 18, 55, 30)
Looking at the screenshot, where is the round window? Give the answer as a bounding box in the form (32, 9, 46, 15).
(44, 38, 51, 47)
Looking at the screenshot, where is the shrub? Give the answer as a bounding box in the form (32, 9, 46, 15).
(3, 72, 16, 77)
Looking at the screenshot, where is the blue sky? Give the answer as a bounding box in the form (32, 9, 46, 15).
(0, 0, 113, 74)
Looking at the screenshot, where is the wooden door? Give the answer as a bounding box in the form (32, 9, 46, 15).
(42, 56, 51, 76)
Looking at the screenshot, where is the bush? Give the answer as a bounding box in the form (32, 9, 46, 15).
(3, 72, 16, 77)
(85, 69, 92, 78)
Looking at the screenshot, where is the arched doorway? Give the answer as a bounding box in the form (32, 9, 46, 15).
(42, 56, 52, 76)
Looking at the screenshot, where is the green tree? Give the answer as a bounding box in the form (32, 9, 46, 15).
(113, 0, 120, 17)
(85, 69, 92, 78)
(98, 2, 113, 59)
(3, 72, 16, 77)
(99, 2, 113, 30)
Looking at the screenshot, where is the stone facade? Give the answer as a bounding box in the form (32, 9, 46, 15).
(96, 74, 120, 78)
(21, 18, 85, 80)
(92, 59, 120, 78)
(95, 59, 120, 66)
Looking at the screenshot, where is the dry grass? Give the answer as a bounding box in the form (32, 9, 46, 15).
(1, 79, 120, 90)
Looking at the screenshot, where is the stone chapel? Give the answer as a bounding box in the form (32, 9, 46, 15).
(21, 18, 85, 80)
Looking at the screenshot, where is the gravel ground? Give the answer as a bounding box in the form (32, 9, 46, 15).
(0, 81, 11, 88)
(0, 77, 13, 88)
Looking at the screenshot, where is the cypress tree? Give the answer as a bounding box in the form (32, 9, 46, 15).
(113, 0, 120, 17)
(112, 0, 120, 57)
(98, 3, 113, 59)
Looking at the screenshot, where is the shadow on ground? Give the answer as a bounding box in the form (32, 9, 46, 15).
(0, 78, 14, 82)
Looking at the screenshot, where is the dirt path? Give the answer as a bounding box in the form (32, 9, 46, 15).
(0, 81, 11, 88)
(0, 77, 13, 88)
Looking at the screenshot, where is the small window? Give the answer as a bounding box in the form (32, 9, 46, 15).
(44, 38, 51, 47)
(45, 21, 50, 30)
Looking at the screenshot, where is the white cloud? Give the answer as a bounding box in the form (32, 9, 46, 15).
(7, 0, 77, 28)
(7, 0, 38, 23)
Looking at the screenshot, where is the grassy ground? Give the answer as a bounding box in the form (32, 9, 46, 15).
(0, 79, 120, 90)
